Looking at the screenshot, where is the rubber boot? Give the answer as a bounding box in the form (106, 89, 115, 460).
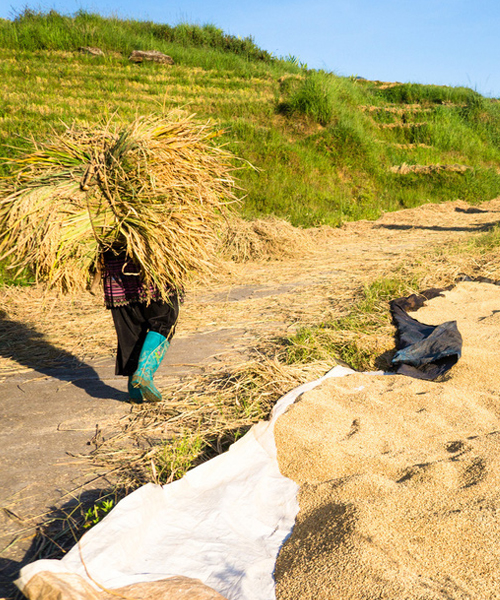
(130, 331, 170, 402)
(128, 376, 143, 403)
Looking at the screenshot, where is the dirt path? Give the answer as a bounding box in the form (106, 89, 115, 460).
(1, 198, 500, 598)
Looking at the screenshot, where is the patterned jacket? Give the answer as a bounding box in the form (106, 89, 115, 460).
(101, 250, 164, 308)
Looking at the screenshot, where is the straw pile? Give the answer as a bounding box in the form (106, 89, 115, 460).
(0, 112, 239, 299)
(221, 217, 314, 262)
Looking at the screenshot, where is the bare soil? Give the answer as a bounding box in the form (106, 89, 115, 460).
(1, 198, 500, 598)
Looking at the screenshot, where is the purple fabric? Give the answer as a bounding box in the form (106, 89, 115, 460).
(102, 251, 162, 308)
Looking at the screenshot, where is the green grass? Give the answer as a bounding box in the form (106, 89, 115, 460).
(83, 499, 115, 529)
(284, 277, 418, 371)
(460, 223, 500, 253)
(373, 82, 481, 105)
(154, 432, 205, 484)
(1, 10, 500, 283)
(0, 263, 33, 286)
(1, 9, 275, 63)
(278, 71, 336, 125)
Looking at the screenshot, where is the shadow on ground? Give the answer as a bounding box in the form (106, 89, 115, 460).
(376, 220, 498, 233)
(0, 485, 129, 599)
(0, 311, 123, 401)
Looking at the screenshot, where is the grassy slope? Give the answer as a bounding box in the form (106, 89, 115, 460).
(1, 10, 500, 233)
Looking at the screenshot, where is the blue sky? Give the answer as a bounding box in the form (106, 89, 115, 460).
(1, 0, 499, 97)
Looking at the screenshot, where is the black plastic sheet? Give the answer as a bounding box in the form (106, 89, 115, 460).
(390, 290, 462, 381)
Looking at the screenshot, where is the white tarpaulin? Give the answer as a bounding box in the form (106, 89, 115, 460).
(17, 365, 354, 600)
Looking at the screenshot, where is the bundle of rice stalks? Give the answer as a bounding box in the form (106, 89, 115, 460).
(0, 111, 240, 298)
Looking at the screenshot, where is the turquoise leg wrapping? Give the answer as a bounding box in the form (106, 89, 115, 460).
(130, 331, 169, 402)
(128, 376, 143, 402)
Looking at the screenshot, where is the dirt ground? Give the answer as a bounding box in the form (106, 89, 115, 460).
(1, 198, 500, 598)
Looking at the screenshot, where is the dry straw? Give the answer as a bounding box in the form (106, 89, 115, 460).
(86, 355, 334, 487)
(221, 216, 314, 262)
(0, 111, 240, 299)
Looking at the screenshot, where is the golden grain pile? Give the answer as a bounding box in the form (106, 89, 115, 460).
(0, 112, 239, 299)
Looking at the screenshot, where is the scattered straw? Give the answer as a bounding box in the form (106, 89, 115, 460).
(86, 356, 333, 488)
(390, 163, 472, 174)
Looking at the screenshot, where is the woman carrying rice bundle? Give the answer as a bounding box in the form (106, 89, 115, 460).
(0, 112, 240, 402)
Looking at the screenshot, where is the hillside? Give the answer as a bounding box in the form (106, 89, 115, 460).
(1, 10, 500, 234)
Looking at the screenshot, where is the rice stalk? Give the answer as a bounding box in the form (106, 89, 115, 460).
(0, 111, 241, 299)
